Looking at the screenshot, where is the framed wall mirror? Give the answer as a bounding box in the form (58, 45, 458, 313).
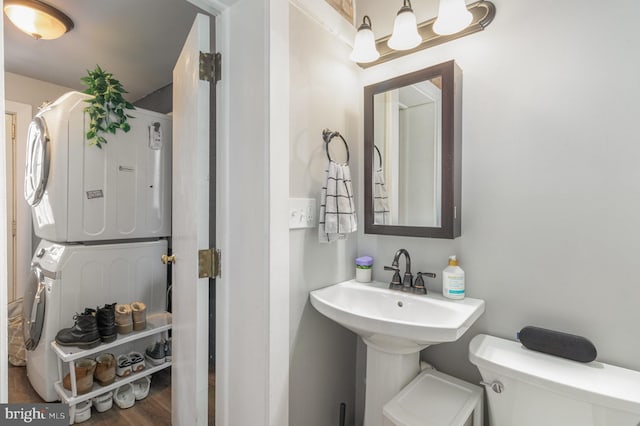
(364, 60, 462, 238)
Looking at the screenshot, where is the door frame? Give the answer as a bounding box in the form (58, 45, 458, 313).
(0, 2, 291, 425)
(5, 101, 32, 304)
(0, 26, 7, 399)
(4, 112, 14, 305)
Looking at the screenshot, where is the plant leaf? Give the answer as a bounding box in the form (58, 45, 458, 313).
(82, 65, 135, 148)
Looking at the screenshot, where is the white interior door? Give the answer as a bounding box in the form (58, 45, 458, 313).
(172, 13, 211, 426)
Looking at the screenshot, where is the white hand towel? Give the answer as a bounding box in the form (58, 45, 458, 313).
(319, 161, 357, 243)
(374, 168, 390, 224)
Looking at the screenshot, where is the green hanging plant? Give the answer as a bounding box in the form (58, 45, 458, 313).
(81, 65, 135, 148)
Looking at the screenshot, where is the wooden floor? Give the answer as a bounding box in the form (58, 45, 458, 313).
(9, 364, 215, 425)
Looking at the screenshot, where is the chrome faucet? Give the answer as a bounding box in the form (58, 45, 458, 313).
(384, 249, 413, 291)
(384, 249, 436, 294)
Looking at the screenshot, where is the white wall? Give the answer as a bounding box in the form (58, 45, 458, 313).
(288, 4, 362, 426)
(358, 0, 640, 392)
(4, 72, 73, 112)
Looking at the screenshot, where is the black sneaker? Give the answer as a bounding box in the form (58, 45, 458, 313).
(145, 340, 166, 365)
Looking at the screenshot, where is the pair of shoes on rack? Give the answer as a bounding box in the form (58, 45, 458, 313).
(145, 338, 171, 365)
(116, 352, 146, 377)
(114, 376, 151, 409)
(55, 303, 119, 348)
(55, 309, 101, 349)
(63, 352, 117, 394)
(115, 302, 147, 334)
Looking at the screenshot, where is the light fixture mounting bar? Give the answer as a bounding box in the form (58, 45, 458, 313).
(358, 0, 495, 69)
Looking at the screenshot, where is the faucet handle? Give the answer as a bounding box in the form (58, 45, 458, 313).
(384, 266, 402, 289)
(413, 272, 435, 295)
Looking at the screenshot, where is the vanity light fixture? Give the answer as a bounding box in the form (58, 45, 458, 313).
(387, 0, 422, 51)
(4, 0, 74, 40)
(433, 0, 473, 35)
(350, 16, 380, 63)
(353, 1, 496, 68)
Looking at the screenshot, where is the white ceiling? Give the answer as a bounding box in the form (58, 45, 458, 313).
(4, 0, 204, 101)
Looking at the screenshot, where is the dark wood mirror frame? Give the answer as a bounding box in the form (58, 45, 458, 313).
(364, 60, 462, 239)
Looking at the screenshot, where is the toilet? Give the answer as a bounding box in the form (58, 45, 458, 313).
(469, 334, 640, 426)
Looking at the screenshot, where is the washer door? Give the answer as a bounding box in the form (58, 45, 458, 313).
(24, 116, 51, 207)
(23, 267, 46, 351)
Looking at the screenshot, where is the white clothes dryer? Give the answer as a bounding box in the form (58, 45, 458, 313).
(23, 239, 168, 402)
(24, 91, 172, 243)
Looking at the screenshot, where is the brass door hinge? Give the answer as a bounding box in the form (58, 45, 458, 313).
(199, 52, 222, 83)
(198, 248, 221, 279)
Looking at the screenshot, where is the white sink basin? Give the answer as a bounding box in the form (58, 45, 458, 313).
(310, 280, 485, 354)
(310, 279, 485, 426)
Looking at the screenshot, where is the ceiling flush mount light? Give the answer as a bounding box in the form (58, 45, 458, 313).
(433, 0, 473, 35)
(350, 16, 380, 64)
(387, 0, 422, 51)
(4, 0, 74, 40)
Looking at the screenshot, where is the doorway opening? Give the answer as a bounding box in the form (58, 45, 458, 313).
(3, 2, 217, 424)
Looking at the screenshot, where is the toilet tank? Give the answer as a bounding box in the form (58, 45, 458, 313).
(469, 334, 640, 426)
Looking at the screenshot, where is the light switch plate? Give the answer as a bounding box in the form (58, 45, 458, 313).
(289, 198, 316, 229)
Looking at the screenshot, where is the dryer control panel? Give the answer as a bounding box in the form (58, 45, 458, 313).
(149, 122, 163, 150)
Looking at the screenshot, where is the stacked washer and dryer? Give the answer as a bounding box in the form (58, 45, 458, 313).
(21, 91, 172, 402)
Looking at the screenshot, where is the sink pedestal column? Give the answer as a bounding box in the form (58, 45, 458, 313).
(364, 345, 420, 426)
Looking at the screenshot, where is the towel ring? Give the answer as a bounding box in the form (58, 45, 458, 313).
(374, 145, 382, 169)
(323, 129, 350, 164)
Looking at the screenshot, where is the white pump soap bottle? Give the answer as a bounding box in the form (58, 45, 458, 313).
(443, 255, 465, 300)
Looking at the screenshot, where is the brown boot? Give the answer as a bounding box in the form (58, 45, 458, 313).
(131, 302, 147, 331)
(94, 353, 116, 386)
(63, 358, 97, 394)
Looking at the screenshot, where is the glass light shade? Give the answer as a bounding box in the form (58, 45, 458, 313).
(350, 27, 380, 63)
(4, 1, 73, 40)
(350, 16, 380, 63)
(433, 0, 473, 35)
(387, 9, 421, 51)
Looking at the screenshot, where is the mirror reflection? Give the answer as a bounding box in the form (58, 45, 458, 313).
(373, 76, 442, 227)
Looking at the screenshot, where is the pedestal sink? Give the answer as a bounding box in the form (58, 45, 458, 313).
(310, 280, 485, 426)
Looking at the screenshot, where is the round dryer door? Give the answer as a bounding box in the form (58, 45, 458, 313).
(24, 116, 51, 207)
(23, 267, 46, 351)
